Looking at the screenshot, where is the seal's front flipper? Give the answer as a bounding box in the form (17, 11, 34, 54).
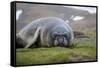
(24, 27, 41, 48)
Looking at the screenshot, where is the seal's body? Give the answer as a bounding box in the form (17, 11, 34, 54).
(16, 17, 74, 48)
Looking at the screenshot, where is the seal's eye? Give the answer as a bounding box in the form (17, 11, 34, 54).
(52, 32, 58, 38)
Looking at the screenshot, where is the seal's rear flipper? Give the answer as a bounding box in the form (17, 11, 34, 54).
(16, 36, 27, 48)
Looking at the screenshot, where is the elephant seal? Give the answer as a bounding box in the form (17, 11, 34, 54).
(16, 17, 74, 48)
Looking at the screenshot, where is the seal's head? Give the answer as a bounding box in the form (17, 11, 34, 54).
(51, 26, 70, 47)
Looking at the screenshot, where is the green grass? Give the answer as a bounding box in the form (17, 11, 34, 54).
(16, 38, 96, 65)
(16, 29, 97, 65)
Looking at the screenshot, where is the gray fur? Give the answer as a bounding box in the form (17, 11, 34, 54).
(16, 17, 74, 48)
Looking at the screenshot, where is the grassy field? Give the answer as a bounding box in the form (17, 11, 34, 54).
(16, 37, 96, 65)
(16, 28, 97, 65)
